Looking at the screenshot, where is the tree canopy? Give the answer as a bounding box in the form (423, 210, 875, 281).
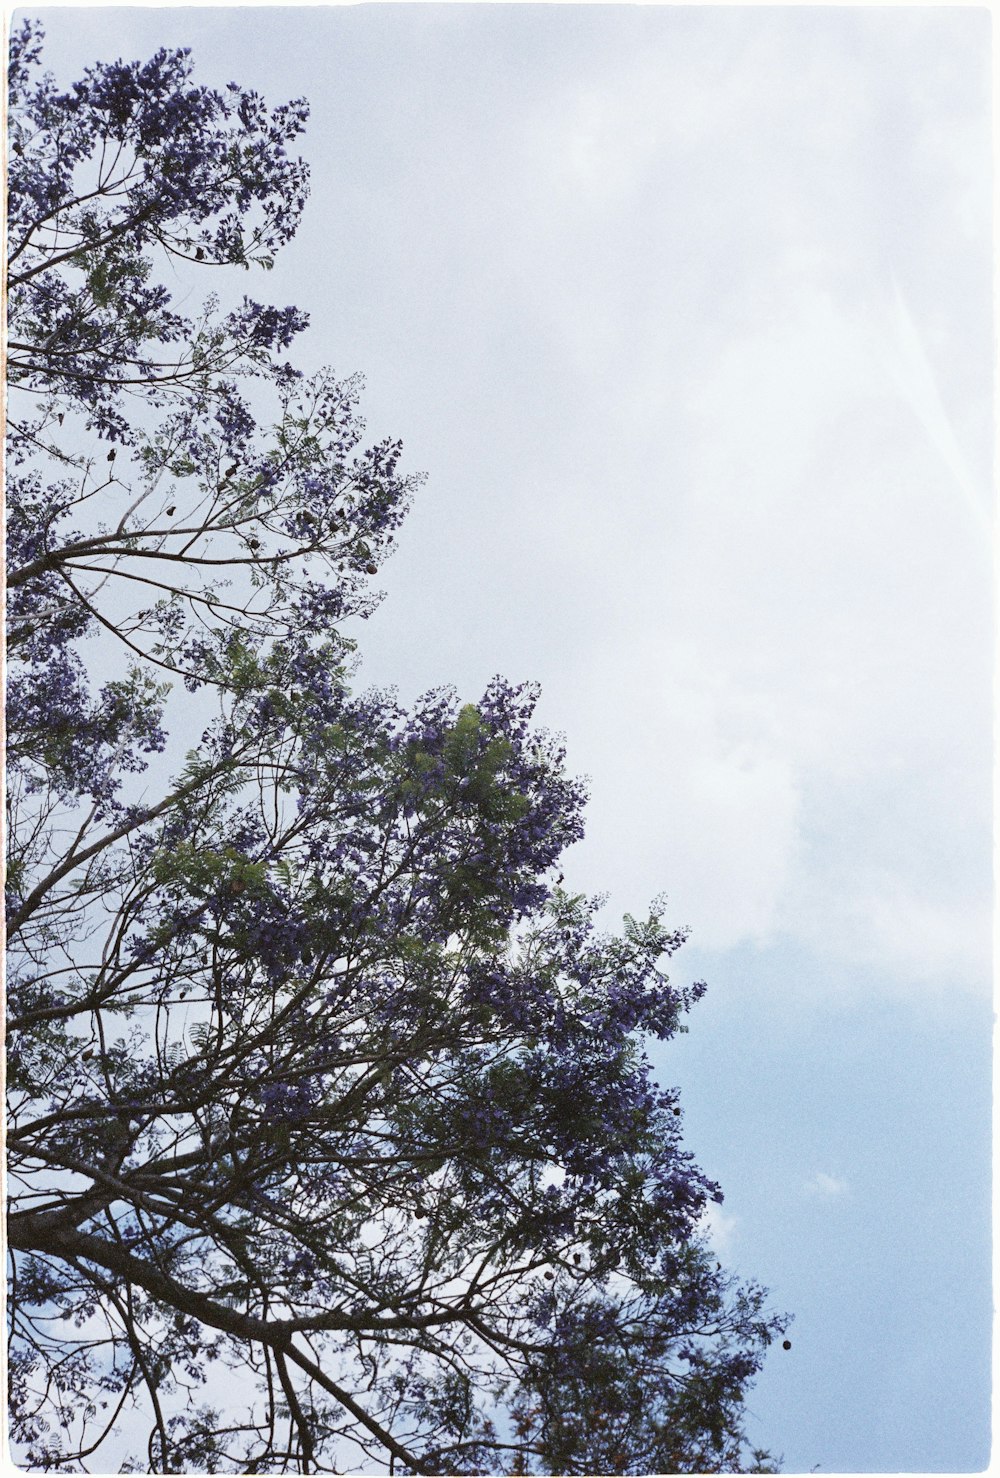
(6, 22, 788, 1474)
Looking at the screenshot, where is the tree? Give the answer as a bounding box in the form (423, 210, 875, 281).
(6, 23, 789, 1474)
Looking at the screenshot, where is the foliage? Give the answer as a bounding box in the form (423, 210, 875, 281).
(6, 23, 788, 1474)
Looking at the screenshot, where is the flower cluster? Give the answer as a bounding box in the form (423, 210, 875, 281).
(7, 19, 310, 437)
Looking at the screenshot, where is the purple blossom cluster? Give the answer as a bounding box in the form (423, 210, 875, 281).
(7, 641, 167, 821)
(8, 20, 310, 433)
(257, 1078, 320, 1124)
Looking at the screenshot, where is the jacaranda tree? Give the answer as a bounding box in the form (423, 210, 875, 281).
(6, 23, 788, 1474)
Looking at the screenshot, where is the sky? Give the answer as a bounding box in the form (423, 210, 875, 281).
(15, 5, 995, 1474)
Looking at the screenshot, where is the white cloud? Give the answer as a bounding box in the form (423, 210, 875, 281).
(698, 1202, 739, 1255)
(782, 865, 993, 999)
(302, 6, 991, 1001)
(804, 1172, 850, 1199)
(547, 272, 991, 982)
(886, 276, 990, 538)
